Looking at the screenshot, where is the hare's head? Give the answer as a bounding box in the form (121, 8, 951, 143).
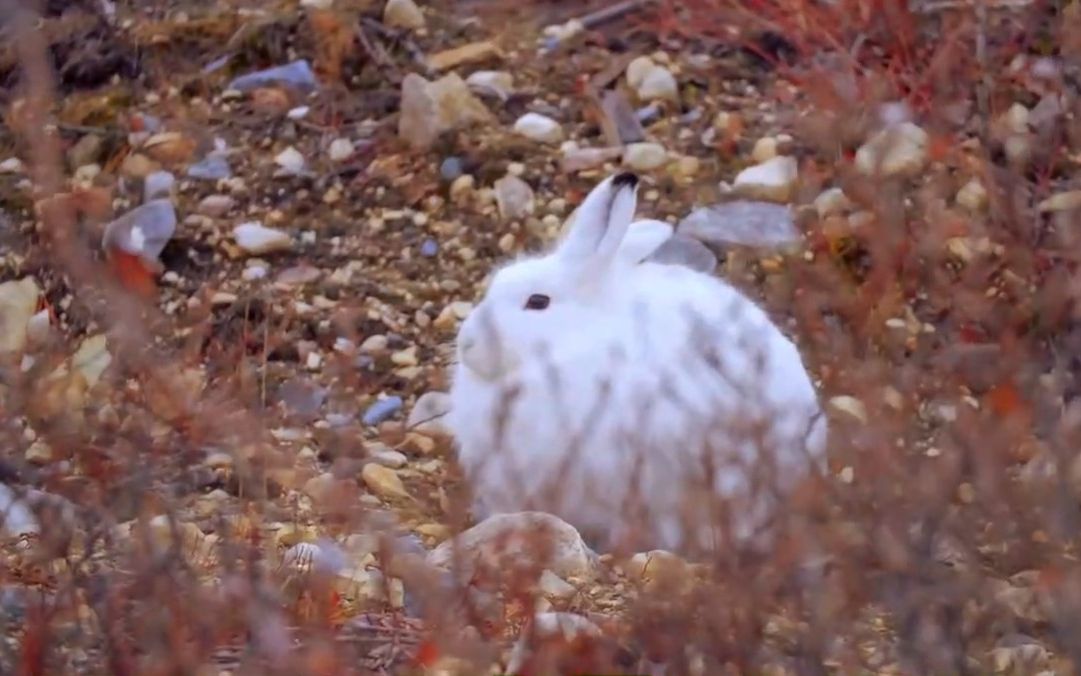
(456, 172, 675, 381)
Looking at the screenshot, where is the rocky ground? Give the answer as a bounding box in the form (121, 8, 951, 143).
(1, 0, 1081, 674)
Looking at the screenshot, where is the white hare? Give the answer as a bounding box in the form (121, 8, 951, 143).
(447, 172, 827, 554)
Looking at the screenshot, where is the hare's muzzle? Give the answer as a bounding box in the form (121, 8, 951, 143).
(457, 306, 510, 381)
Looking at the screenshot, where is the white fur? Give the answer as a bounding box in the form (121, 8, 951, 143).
(448, 173, 827, 553)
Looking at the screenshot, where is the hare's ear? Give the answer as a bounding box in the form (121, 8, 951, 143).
(616, 219, 674, 265)
(557, 173, 639, 270)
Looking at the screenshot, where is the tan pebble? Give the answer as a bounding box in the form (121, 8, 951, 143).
(361, 334, 388, 353)
(361, 463, 411, 499)
(415, 522, 451, 539)
(449, 175, 475, 203)
(404, 432, 437, 454)
(204, 452, 233, 469)
(829, 395, 867, 423)
(955, 178, 988, 212)
(25, 439, 53, 464)
(751, 136, 778, 163)
(391, 346, 419, 366)
(957, 482, 976, 503)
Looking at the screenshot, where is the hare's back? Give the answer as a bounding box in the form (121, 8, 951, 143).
(628, 262, 821, 425)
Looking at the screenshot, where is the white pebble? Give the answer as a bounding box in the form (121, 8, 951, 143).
(233, 222, 292, 255)
(513, 113, 564, 144)
(274, 146, 306, 175)
(328, 138, 354, 162)
(622, 142, 668, 171)
(733, 156, 798, 202)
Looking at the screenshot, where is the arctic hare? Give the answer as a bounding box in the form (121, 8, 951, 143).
(448, 172, 827, 553)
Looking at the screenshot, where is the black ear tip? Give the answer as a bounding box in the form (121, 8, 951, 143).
(612, 172, 639, 189)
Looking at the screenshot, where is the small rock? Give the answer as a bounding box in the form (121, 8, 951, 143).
(407, 391, 452, 436)
(370, 447, 408, 469)
(751, 136, 779, 163)
(143, 132, 196, 164)
(439, 157, 464, 181)
(1002, 102, 1031, 135)
(560, 146, 622, 173)
(25, 310, 51, 346)
(495, 175, 535, 220)
(328, 138, 354, 162)
(233, 222, 292, 255)
(72, 163, 101, 184)
(0, 157, 24, 174)
(1004, 134, 1033, 167)
(449, 174, 475, 203)
(73, 334, 111, 387)
(428, 40, 501, 71)
(187, 153, 232, 181)
(361, 334, 389, 353)
(540, 18, 585, 49)
(67, 134, 104, 169)
(678, 201, 799, 248)
(956, 179, 988, 212)
(0, 484, 39, 536)
(227, 60, 318, 93)
(278, 377, 327, 417)
(626, 56, 657, 90)
(121, 154, 158, 180)
(537, 569, 576, 599)
(121, 153, 159, 179)
(622, 142, 668, 171)
(361, 463, 411, 499)
(391, 346, 419, 366)
(635, 102, 661, 125)
(274, 146, 306, 175)
(25, 439, 53, 465)
(646, 234, 718, 274)
(102, 199, 177, 271)
(829, 395, 867, 424)
(465, 70, 514, 99)
(0, 277, 40, 353)
(143, 170, 175, 202)
(419, 238, 439, 257)
(625, 549, 691, 583)
(668, 155, 700, 181)
(733, 155, 798, 203)
(275, 264, 321, 286)
(854, 122, 929, 177)
(1038, 190, 1081, 213)
(636, 64, 679, 102)
(513, 112, 564, 144)
(197, 194, 235, 217)
(398, 73, 493, 151)
(428, 512, 597, 581)
(363, 396, 403, 425)
(814, 187, 853, 219)
(204, 452, 233, 470)
(383, 0, 425, 29)
(252, 87, 292, 114)
(303, 472, 344, 505)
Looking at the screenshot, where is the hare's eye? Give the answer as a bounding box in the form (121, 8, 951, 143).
(524, 294, 550, 311)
